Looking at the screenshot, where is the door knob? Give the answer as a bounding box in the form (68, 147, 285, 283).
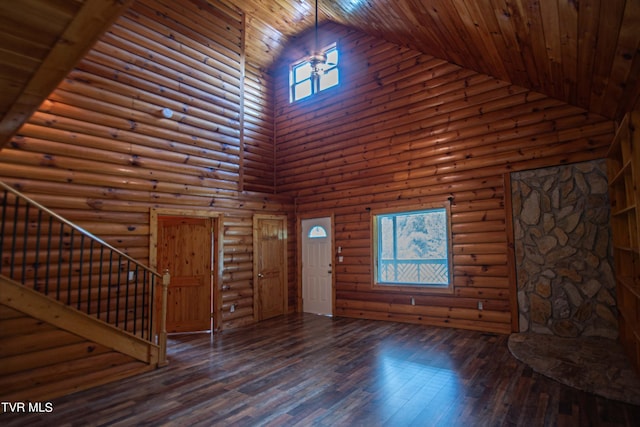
(258, 273, 264, 278)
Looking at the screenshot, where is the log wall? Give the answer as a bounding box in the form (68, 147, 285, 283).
(274, 23, 616, 334)
(0, 0, 291, 331)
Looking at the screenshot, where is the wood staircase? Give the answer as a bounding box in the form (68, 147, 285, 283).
(0, 276, 158, 402)
(0, 181, 168, 402)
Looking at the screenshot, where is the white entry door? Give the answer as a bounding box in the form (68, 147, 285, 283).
(301, 217, 332, 315)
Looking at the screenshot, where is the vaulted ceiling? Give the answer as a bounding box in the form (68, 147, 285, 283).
(1, 0, 639, 146)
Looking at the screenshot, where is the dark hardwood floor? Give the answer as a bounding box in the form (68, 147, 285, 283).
(2, 313, 639, 426)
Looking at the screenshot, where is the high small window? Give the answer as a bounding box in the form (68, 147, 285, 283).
(372, 204, 452, 291)
(290, 45, 339, 102)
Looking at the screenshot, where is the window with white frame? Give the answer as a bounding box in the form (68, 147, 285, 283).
(372, 204, 452, 291)
(290, 45, 339, 102)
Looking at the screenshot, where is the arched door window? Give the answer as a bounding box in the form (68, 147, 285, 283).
(308, 225, 328, 239)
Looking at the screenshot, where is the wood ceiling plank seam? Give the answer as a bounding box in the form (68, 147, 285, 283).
(464, 0, 525, 84)
(575, 0, 602, 109)
(419, 1, 471, 68)
(452, 0, 510, 81)
(588, 0, 626, 115)
(0, 0, 134, 147)
(429, 0, 489, 74)
(487, 0, 533, 89)
(599, 0, 640, 118)
(557, 0, 579, 104)
(0, 49, 41, 74)
(533, 0, 564, 99)
(233, 0, 310, 36)
(0, 16, 60, 50)
(502, 0, 542, 92)
(385, 0, 450, 60)
(0, 29, 53, 58)
(0, 2, 75, 39)
(614, 42, 640, 119)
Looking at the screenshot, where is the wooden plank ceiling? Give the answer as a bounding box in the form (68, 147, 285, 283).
(1, 0, 639, 147)
(0, 0, 133, 147)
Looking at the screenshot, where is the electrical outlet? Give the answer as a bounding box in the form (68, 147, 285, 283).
(230, 304, 236, 313)
(410, 297, 415, 306)
(128, 271, 135, 281)
(477, 301, 483, 310)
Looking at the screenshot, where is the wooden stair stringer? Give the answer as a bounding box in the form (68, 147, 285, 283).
(0, 275, 159, 366)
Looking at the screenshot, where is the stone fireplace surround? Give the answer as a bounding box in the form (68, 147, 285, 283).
(511, 159, 618, 339)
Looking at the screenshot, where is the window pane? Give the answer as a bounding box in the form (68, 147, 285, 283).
(380, 216, 394, 259)
(326, 47, 338, 65)
(294, 63, 311, 82)
(320, 68, 339, 91)
(294, 80, 312, 101)
(375, 208, 450, 286)
(308, 225, 328, 238)
(395, 210, 447, 259)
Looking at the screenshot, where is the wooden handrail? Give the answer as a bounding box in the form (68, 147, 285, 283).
(1, 179, 168, 366)
(0, 180, 160, 278)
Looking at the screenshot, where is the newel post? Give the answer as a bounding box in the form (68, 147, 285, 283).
(158, 269, 170, 367)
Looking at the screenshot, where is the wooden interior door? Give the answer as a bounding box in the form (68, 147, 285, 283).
(158, 216, 212, 333)
(254, 215, 287, 321)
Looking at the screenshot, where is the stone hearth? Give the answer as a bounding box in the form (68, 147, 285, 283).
(511, 159, 617, 339)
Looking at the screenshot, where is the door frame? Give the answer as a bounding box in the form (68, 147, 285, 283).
(149, 208, 224, 332)
(252, 214, 288, 322)
(297, 212, 335, 314)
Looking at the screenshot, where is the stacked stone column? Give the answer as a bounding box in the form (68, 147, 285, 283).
(512, 160, 618, 338)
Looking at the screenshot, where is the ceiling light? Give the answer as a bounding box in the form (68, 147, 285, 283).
(310, 0, 326, 79)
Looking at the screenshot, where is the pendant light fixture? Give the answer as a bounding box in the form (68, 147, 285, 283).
(309, 0, 327, 84)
